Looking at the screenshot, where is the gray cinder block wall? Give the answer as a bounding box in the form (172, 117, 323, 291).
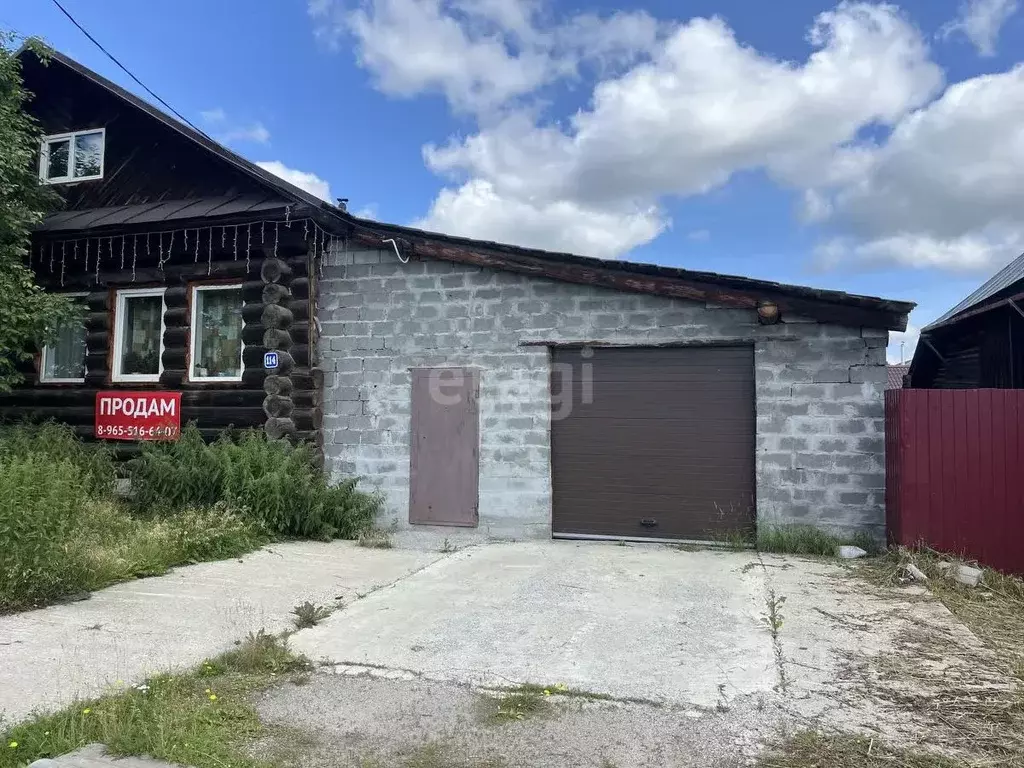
(318, 245, 888, 540)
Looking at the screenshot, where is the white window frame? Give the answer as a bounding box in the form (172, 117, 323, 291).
(188, 283, 245, 384)
(39, 128, 106, 184)
(112, 287, 166, 384)
(39, 292, 89, 384)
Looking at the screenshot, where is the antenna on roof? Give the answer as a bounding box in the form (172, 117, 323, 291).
(336, 198, 349, 212)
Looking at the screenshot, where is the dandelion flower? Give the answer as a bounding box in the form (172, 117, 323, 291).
(8, 741, 18, 749)
(82, 708, 91, 715)
(204, 688, 211, 694)
(209, 694, 217, 701)
(543, 689, 551, 696)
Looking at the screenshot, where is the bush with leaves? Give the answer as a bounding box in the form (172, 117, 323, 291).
(128, 425, 381, 540)
(0, 34, 78, 390)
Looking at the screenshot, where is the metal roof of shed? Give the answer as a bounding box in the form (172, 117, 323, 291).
(925, 251, 1024, 330)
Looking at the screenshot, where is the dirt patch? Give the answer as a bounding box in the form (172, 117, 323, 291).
(252, 673, 781, 768)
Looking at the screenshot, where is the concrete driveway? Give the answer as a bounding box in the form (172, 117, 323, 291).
(291, 541, 777, 709)
(4, 537, 1001, 766)
(0, 542, 441, 724)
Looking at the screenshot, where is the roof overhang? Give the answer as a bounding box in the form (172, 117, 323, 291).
(340, 220, 914, 331)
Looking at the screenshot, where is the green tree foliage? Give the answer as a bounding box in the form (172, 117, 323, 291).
(0, 32, 75, 391)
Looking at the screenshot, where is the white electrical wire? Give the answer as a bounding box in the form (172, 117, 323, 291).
(382, 237, 409, 264)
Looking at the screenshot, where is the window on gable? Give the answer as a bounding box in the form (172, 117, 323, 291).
(189, 285, 244, 382)
(40, 294, 87, 384)
(112, 288, 166, 383)
(40, 129, 105, 183)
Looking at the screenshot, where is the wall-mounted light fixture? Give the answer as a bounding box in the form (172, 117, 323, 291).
(757, 301, 781, 325)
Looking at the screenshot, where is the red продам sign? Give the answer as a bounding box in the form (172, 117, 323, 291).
(95, 391, 182, 441)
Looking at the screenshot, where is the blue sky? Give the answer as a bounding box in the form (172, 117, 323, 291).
(5, 0, 1024, 363)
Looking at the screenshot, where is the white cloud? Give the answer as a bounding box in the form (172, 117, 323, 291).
(410, 3, 942, 257)
(200, 108, 271, 145)
(415, 179, 666, 258)
(200, 107, 227, 123)
(941, 0, 1018, 56)
(808, 65, 1024, 271)
(221, 123, 271, 145)
(256, 161, 333, 201)
(351, 203, 379, 219)
(313, 1, 1024, 272)
(310, 0, 664, 115)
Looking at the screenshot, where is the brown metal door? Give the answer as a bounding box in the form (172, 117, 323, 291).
(551, 346, 755, 540)
(409, 367, 480, 527)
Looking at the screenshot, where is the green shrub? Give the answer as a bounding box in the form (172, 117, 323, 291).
(0, 421, 114, 496)
(0, 453, 94, 607)
(128, 425, 381, 540)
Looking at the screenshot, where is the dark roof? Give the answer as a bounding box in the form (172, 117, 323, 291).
(38, 194, 289, 233)
(925, 251, 1024, 330)
(28, 46, 914, 332)
(32, 48, 334, 215)
(887, 364, 909, 390)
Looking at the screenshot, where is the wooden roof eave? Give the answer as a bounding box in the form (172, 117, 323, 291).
(346, 228, 911, 331)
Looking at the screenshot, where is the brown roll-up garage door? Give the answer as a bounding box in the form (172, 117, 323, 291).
(551, 346, 756, 540)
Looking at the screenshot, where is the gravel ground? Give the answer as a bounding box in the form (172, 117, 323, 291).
(253, 673, 786, 768)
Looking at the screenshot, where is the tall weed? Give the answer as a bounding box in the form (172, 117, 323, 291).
(0, 421, 114, 496)
(129, 425, 380, 540)
(0, 454, 93, 606)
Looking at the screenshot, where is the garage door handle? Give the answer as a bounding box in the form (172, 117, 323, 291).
(640, 518, 657, 528)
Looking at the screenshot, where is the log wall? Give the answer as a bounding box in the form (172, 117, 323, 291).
(0, 228, 317, 452)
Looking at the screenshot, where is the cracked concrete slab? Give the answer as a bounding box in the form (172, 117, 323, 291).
(291, 541, 778, 709)
(253, 673, 777, 768)
(0, 542, 442, 724)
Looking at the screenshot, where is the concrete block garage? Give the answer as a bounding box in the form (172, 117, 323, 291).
(318, 233, 912, 543)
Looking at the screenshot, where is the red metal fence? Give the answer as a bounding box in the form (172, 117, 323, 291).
(886, 389, 1024, 574)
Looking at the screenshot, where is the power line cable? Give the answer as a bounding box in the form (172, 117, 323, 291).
(49, 0, 205, 135)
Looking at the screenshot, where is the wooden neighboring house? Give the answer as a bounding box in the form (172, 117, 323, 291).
(4, 48, 921, 542)
(909, 252, 1024, 388)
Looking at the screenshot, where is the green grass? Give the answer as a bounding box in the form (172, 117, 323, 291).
(1, 498, 268, 613)
(0, 631, 310, 768)
(357, 528, 394, 549)
(0, 422, 115, 496)
(479, 682, 619, 725)
(0, 424, 270, 612)
(758, 731, 960, 768)
(290, 601, 332, 629)
(0, 422, 385, 613)
(508, 683, 613, 702)
(756, 524, 881, 556)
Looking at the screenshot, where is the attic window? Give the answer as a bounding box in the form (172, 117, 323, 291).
(39, 129, 105, 183)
